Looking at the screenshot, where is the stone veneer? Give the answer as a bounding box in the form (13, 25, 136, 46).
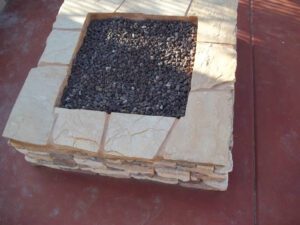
(2, 0, 238, 191)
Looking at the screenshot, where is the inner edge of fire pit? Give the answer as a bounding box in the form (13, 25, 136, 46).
(55, 12, 198, 118)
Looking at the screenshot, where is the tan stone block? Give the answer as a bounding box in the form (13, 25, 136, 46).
(52, 108, 106, 153)
(117, 0, 190, 16)
(53, 15, 86, 30)
(177, 164, 215, 176)
(191, 43, 236, 90)
(155, 167, 190, 182)
(27, 153, 52, 162)
(179, 182, 216, 190)
(74, 156, 107, 169)
(203, 175, 228, 191)
(131, 174, 178, 185)
(2, 66, 68, 145)
(53, 0, 123, 29)
(105, 159, 123, 164)
(106, 162, 154, 175)
(104, 113, 175, 159)
(191, 171, 227, 182)
(159, 90, 234, 166)
(214, 150, 233, 174)
(58, 0, 123, 16)
(188, 0, 238, 44)
(153, 161, 177, 168)
(81, 167, 130, 178)
(38, 30, 81, 65)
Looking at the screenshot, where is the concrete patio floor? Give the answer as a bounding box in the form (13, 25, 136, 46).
(0, 0, 299, 224)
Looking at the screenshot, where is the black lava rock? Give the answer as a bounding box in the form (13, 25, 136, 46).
(60, 18, 197, 117)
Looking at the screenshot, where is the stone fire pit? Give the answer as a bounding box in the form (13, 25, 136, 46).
(2, 0, 237, 191)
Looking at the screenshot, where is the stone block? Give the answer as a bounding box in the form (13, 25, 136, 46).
(159, 90, 234, 166)
(188, 0, 238, 44)
(104, 113, 175, 159)
(191, 43, 236, 90)
(53, 0, 124, 29)
(117, 0, 190, 16)
(52, 108, 106, 153)
(38, 30, 81, 65)
(131, 174, 178, 185)
(2, 66, 68, 145)
(155, 167, 190, 182)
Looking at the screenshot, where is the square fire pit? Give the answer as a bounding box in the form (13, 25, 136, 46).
(2, 0, 238, 191)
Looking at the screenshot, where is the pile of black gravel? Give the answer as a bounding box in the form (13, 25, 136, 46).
(60, 18, 197, 117)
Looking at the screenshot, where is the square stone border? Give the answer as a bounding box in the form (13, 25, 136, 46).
(2, 0, 238, 190)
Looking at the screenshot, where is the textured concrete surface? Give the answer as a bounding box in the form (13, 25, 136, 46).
(0, 0, 299, 225)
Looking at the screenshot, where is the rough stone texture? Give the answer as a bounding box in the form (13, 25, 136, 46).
(188, 0, 238, 45)
(38, 30, 81, 65)
(52, 108, 106, 153)
(53, 0, 124, 29)
(16, 145, 229, 190)
(106, 162, 154, 175)
(155, 167, 190, 182)
(53, 15, 86, 30)
(2, 66, 68, 145)
(214, 150, 233, 174)
(131, 174, 179, 185)
(160, 90, 234, 166)
(81, 166, 131, 179)
(117, 0, 190, 16)
(74, 156, 107, 169)
(104, 113, 175, 159)
(58, 0, 123, 15)
(191, 43, 236, 90)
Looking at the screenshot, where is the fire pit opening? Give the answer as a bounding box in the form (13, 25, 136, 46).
(60, 13, 198, 118)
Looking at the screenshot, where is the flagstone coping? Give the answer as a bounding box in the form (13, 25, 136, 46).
(188, 0, 238, 45)
(38, 29, 81, 66)
(52, 108, 106, 153)
(3, 66, 68, 145)
(159, 90, 234, 166)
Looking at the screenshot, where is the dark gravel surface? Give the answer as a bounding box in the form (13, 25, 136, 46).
(60, 18, 197, 117)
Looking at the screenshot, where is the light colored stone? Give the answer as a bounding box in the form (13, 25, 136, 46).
(131, 174, 178, 185)
(105, 159, 123, 164)
(52, 108, 106, 153)
(104, 113, 175, 159)
(117, 0, 190, 16)
(191, 43, 236, 90)
(74, 156, 107, 169)
(81, 167, 130, 178)
(203, 175, 228, 191)
(188, 0, 238, 44)
(15, 148, 29, 155)
(155, 167, 190, 182)
(177, 164, 215, 176)
(27, 153, 52, 162)
(2, 66, 68, 145)
(54, 0, 124, 29)
(179, 182, 216, 190)
(191, 172, 227, 182)
(214, 150, 233, 174)
(106, 162, 154, 175)
(58, 0, 123, 15)
(53, 16, 87, 30)
(38, 30, 81, 65)
(153, 161, 177, 168)
(160, 90, 234, 166)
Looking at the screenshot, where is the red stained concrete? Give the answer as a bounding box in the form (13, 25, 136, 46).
(0, 0, 298, 224)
